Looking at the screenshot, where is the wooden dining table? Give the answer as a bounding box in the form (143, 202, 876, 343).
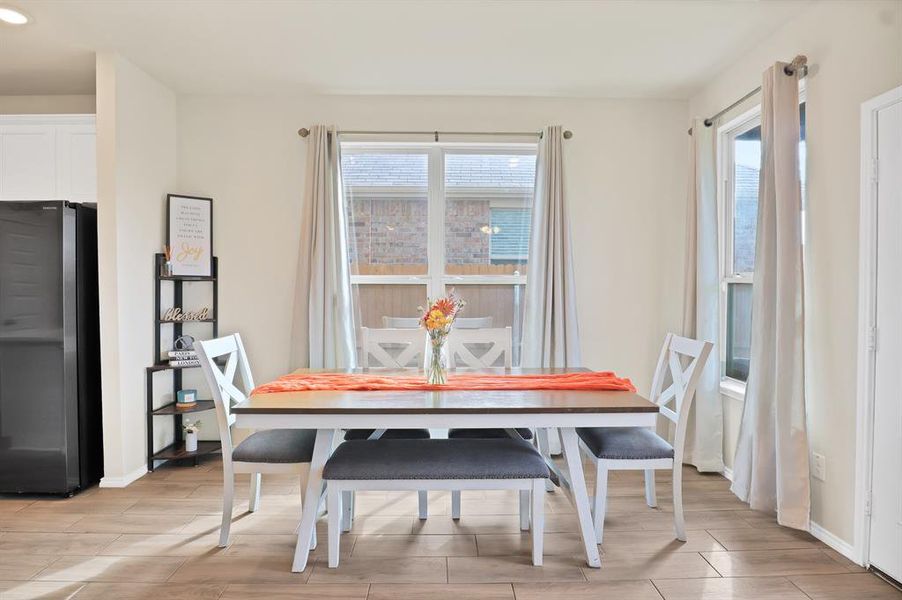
(232, 367, 659, 572)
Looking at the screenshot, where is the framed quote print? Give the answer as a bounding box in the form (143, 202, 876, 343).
(167, 194, 213, 277)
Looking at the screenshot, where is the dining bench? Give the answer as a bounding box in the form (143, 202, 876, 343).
(323, 437, 550, 568)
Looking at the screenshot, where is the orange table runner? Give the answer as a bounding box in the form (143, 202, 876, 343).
(252, 371, 636, 395)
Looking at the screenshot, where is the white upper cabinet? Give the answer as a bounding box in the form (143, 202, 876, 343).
(0, 115, 96, 203)
(0, 125, 56, 199)
(57, 124, 97, 203)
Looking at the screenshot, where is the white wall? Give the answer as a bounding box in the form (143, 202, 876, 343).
(0, 95, 96, 114)
(689, 0, 902, 546)
(96, 53, 177, 486)
(176, 94, 688, 394)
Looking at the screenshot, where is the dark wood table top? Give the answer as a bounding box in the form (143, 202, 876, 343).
(236, 368, 658, 415)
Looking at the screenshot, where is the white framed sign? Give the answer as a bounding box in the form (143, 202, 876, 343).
(167, 194, 213, 277)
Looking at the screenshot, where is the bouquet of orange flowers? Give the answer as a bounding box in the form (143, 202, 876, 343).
(419, 293, 465, 384)
(419, 294, 466, 334)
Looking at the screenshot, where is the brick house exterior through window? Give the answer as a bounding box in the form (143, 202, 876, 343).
(340, 144, 537, 365)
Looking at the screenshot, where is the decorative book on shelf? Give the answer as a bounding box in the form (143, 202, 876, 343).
(168, 350, 200, 367)
(146, 253, 220, 472)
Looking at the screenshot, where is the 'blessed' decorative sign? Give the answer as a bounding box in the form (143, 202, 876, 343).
(167, 194, 213, 277)
(162, 307, 211, 322)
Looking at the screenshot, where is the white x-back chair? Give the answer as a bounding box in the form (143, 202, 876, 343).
(577, 333, 713, 542)
(445, 326, 526, 519)
(447, 326, 512, 369)
(351, 327, 430, 527)
(195, 334, 317, 547)
(360, 327, 425, 368)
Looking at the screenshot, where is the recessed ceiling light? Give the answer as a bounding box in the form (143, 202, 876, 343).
(0, 6, 30, 25)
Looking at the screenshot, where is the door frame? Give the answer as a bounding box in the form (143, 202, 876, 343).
(854, 84, 902, 567)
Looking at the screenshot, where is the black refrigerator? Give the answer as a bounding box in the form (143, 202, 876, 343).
(0, 201, 102, 495)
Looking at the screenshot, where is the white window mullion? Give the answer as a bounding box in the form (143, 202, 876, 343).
(427, 146, 445, 299)
(350, 275, 431, 286)
(443, 275, 527, 286)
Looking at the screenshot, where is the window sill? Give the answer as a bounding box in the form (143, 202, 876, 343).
(720, 378, 747, 402)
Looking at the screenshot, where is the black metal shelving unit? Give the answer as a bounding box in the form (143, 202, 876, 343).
(146, 253, 220, 471)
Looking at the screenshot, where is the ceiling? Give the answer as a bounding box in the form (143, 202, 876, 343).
(2, 0, 811, 98)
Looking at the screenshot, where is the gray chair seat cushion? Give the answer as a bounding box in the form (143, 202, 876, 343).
(344, 429, 431, 441)
(576, 427, 674, 460)
(323, 439, 550, 481)
(448, 428, 534, 440)
(232, 429, 316, 464)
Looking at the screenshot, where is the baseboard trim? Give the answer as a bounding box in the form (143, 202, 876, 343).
(810, 521, 859, 565)
(99, 465, 147, 488)
(718, 467, 858, 565)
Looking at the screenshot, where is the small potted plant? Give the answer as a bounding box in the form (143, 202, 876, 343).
(183, 420, 201, 452)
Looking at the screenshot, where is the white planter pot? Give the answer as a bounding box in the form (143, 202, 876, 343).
(185, 431, 198, 452)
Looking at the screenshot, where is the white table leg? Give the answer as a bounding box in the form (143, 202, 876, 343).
(559, 427, 601, 568)
(536, 428, 555, 492)
(291, 428, 334, 573)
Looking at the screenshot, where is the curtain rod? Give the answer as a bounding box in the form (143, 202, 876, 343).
(688, 55, 808, 135)
(296, 128, 573, 141)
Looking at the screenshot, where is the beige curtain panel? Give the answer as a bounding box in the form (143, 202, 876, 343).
(290, 125, 358, 370)
(731, 63, 810, 530)
(680, 119, 724, 473)
(522, 125, 582, 370)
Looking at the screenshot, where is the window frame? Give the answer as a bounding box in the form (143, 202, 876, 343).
(717, 107, 761, 394)
(340, 141, 537, 300)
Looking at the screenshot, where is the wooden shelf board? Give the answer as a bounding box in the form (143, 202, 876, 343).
(152, 400, 215, 416)
(151, 441, 221, 461)
(158, 275, 217, 282)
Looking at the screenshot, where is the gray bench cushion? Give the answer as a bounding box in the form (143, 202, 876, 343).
(232, 429, 316, 464)
(344, 429, 431, 441)
(448, 428, 534, 440)
(576, 427, 674, 460)
(323, 439, 550, 481)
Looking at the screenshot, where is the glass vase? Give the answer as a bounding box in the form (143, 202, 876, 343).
(425, 335, 449, 385)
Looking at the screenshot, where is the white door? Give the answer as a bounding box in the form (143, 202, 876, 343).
(869, 92, 902, 583)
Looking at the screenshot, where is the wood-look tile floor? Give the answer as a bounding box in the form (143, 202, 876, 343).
(1, 459, 899, 599)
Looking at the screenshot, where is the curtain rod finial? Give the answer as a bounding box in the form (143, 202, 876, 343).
(563, 130, 573, 139)
(784, 55, 808, 76)
(298, 127, 310, 138)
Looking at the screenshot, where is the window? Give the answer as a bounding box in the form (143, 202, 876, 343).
(719, 101, 806, 385)
(341, 143, 537, 366)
